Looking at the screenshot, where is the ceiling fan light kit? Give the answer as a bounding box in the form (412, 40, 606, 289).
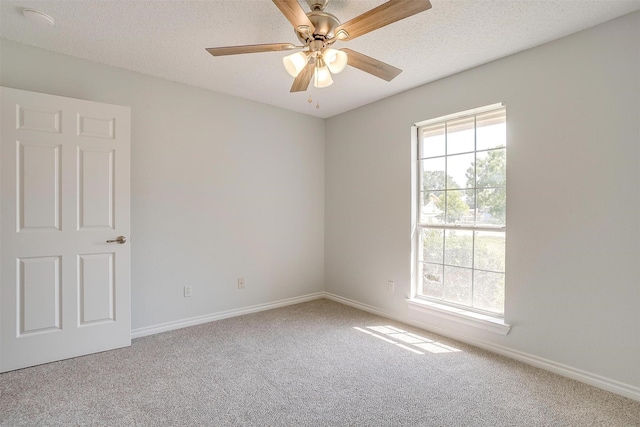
(206, 0, 432, 93)
(283, 48, 346, 89)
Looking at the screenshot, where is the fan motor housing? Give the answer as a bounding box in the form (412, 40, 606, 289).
(295, 10, 340, 43)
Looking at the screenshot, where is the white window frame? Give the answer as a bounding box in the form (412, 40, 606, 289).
(409, 103, 511, 335)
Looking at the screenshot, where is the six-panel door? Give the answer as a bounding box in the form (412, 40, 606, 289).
(1, 87, 131, 372)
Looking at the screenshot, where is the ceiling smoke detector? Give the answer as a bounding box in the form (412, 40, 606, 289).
(22, 8, 55, 26)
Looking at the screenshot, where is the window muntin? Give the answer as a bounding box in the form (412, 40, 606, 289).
(417, 107, 506, 316)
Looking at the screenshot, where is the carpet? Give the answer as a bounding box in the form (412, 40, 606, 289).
(1, 299, 638, 426)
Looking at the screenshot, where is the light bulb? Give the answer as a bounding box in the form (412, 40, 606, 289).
(323, 49, 348, 74)
(314, 65, 333, 88)
(283, 52, 308, 78)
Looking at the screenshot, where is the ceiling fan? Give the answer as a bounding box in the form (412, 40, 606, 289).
(206, 0, 432, 92)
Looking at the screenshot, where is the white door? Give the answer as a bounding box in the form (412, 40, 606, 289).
(0, 87, 131, 372)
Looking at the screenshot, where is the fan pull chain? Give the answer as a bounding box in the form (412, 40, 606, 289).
(307, 96, 319, 109)
(307, 92, 320, 109)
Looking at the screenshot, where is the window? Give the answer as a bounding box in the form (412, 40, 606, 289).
(416, 105, 506, 317)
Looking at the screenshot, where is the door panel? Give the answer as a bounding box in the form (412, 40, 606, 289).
(78, 253, 115, 325)
(77, 114, 115, 139)
(18, 256, 62, 335)
(1, 86, 131, 372)
(17, 105, 61, 133)
(18, 141, 62, 231)
(78, 147, 115, 229)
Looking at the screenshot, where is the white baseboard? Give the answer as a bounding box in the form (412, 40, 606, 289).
(131, 292, 325, 339)
(323, 292, 640, 402)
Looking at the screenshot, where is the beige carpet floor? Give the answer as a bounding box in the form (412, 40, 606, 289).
(1, 299, 639, 426)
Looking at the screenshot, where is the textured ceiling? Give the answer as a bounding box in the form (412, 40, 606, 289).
(1, 1, 639, 118)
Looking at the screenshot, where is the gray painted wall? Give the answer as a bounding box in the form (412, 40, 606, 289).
(325, 12, 640, 388)
(0, 39, 326, 330)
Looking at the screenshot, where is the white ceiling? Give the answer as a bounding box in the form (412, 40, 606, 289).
(1, 1, 638, 118)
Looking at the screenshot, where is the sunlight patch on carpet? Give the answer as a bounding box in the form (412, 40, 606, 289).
(354, 325, 462, 354)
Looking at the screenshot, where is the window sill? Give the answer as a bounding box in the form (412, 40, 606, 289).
(407, 298, 511, 336)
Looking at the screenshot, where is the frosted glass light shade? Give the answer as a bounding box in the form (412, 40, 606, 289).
(323, 49, 348, 74)
(314, 65, 333, 88)
(283, 52, 308, 78)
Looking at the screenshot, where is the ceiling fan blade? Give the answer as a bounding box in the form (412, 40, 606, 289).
(341, 48, 402, 82)
(334, 0, 432, 41)
(290, 63, 315, 92)
(272, 0, 315, 34)
(206, 43, 297, 56)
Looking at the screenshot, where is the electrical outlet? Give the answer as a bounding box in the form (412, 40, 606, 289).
(184, 286, 192, 297)
(238, 278, 245, 289)
(388, 281, 395, 293)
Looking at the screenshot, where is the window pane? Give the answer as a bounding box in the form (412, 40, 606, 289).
(444, 230, 473, 268)
(474, 231, 505, 272)
(447, 117, 474, 155)
(420, 124, 445, 158)
(473, 270, 505, 314)
(466, 188, 476, 211)
(476, 109, 506, 151)
(417, 106, 506, 316)
(420, 191, 444, 224)
(421, 158, 446, 191)
(476, 149, 505, 188)
(443, 266, 472, 306)
(477, 188, 506, 226)
(422, 229, 444, 264)
(446, 153, 475, 189)
(445, 190, 472, 225)
(422, 263, 444, 299)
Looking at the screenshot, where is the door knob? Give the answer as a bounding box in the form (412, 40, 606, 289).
(106, 236, 127, 244)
